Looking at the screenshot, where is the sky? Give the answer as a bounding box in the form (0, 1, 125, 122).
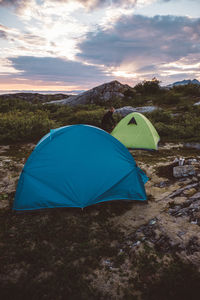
(0, 0, 200, 92)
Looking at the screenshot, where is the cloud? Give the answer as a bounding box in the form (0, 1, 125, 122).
(77, 15, 200, 74)
(0, 29, 8, 39)
(0, 0, 32, 7)
(0, 23, 46, 54)
(1, 0, 199, 87)
(47, 0, 139, 10)
(7, 56, 113, 87)
(0, 24, 13, 40)
(0, 0, 155, 11)
(0, 0, 32, 12)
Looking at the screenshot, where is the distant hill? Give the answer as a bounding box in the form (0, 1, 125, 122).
(167, 79, 200, 88)
(46, 80, 131, 106)
(0, 93, 70, 103)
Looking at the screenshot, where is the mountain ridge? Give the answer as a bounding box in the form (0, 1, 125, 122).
(167, 79, 200, 87)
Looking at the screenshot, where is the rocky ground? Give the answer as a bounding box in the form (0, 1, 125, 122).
(0, 143, 200, 299)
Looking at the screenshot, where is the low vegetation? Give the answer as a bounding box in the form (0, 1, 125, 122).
(1, 202, 200, 300)
(0, 80, 200, 144)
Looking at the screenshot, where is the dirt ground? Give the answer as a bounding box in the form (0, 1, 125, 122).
(0, 143, 200, 299)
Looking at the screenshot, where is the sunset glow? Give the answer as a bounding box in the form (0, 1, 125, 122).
(0, 0, 199, 92)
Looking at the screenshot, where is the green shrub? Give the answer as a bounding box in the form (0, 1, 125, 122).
(146, 110, 173, 123)
(124, 88, 136, 98)
(172, 84, 200, 96)
(72, 109, 105, 127)
(154, 123, 180, 138)
(134, 78, 162, 95)
(0, 111, 57, 143)
(154, 92, 181, 105)
(0, 98, 35, 113)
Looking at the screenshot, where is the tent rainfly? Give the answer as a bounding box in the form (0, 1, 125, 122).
(111, 112, 160, 150)
(13, 125, 148, 211)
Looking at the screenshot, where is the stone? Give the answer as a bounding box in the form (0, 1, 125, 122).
(184, 142, 200, 150)
(191, 177, 198, 182)
(115, 105, 158, 116)
(173, 197, 187, 205)
(167, 183, 199, 198)
(189, 192, 200, 200)
(187, 159, 198, 165)
(173, 165, 196, 178)
(149, 219, 157, 225)
(0, 200, 9, 209)
(154, 181, 169, 188)
(189, 199, 200, 209)
(183, 188, 197, 196)
(191, 220, 198, 225)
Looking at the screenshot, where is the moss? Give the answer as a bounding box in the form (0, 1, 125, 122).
(0, 202, 127, 299)
(142, 259, 200, 300)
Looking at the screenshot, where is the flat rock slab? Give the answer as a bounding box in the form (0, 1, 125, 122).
(173, 165, 196, 178)
(167, 183, 199, 199)
(189, 192, 200, 200)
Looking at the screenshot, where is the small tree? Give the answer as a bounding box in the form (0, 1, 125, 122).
(134, 78, 161, 95)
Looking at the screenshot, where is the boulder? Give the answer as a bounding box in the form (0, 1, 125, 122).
(173, 165, 196, 178)
(46, 80, 130, 106)
(184, 143, 200, 150)
(115, 105, 158, 116)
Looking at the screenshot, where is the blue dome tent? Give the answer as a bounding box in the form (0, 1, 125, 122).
(13, 125, 148, 211)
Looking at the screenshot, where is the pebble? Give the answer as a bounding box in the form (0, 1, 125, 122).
(191, 220, 198, 225)
(132, 241, 141, 247)
(149, 219, 157, 225)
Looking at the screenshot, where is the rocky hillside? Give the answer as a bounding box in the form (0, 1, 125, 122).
(47, 80, 131, 105)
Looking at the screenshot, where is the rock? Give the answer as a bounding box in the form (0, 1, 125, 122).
(167, 183, 199, 198)
(190, 220, 198, 225)
(4, 159, 12, 163)
(173, 165, 196, 178)
(46, 80, 130, 106)
(149, 219, 157, 225)
(187, 159, 198, 165)
(184, 143, 200, 150)
(183, 188, 197, 196)
(177, 231, 186, 237)
(154, 181, 169, 188)
(132, 241, 141, 247)
(115, 105, 158, 116)
(191, 177, 198, 182)
(194, 101, 200, 106)
(0, 200, 9, 209)
(173, 197, 187, 205)
(189, 199, 200, 209)
(189, 192, 200, 200)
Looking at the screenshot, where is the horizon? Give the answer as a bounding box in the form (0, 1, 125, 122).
(0, 0, 200, 91)
(0, 77, 199, 95)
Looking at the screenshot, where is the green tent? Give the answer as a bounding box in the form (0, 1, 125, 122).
(111, 112, 160, 150)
